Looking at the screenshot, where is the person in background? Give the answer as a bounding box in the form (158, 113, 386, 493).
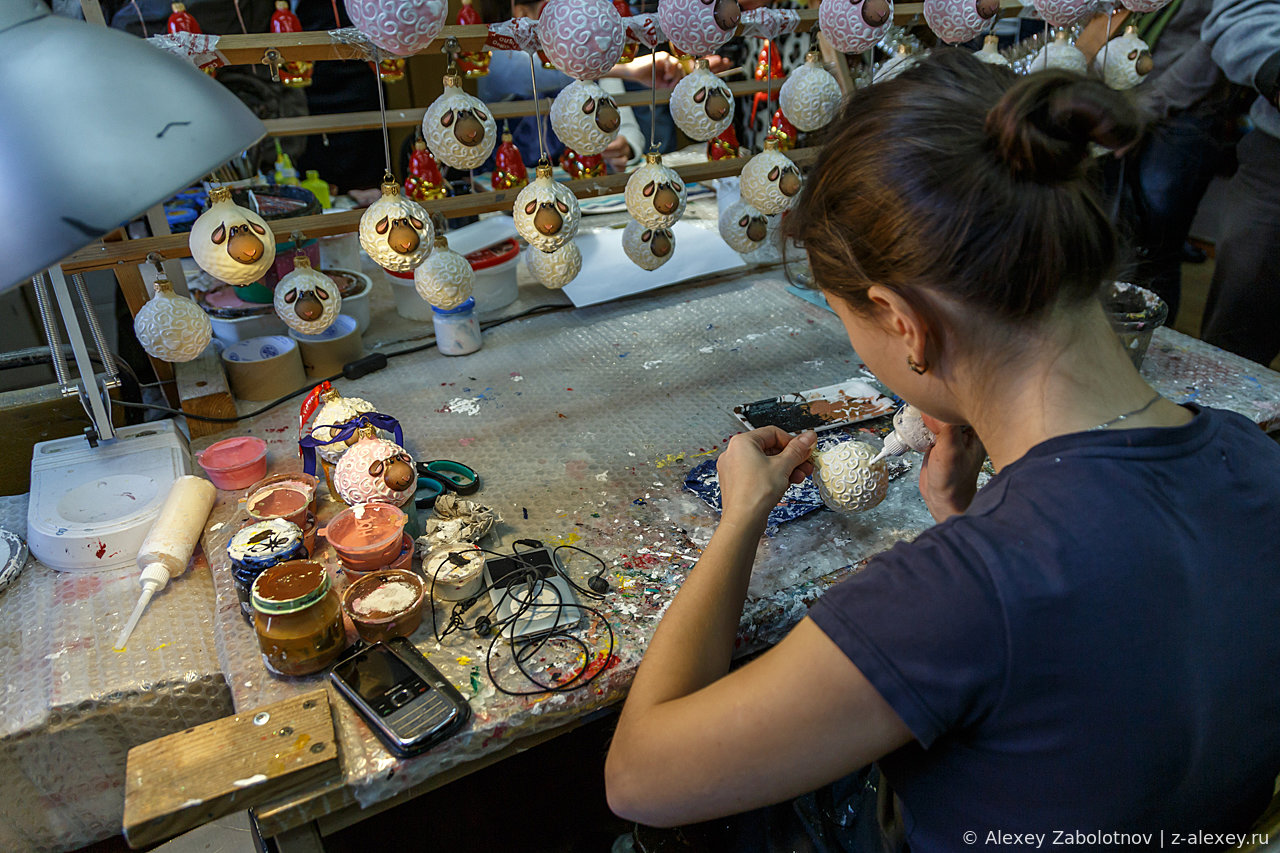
(605, 50, 1280, 849)
(1198, 0, 1280, 366)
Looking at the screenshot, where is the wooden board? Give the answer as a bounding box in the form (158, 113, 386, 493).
(174, 347, 238, 440)
(123, 689, 339, 849)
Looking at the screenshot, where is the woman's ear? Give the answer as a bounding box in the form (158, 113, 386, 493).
(865, 284, 934, 366)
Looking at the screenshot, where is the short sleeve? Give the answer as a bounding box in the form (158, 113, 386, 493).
(807, 524, 1008, 748)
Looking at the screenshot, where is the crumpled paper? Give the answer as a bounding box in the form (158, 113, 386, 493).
(415, 494, 500, 552)
(146, 31, 224, 71)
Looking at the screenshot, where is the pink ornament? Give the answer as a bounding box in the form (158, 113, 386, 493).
(658, 0, 741, 58)
(332, 436, 416, 506)
(539, 0, 625, 80)
(924, 0, 999, 45)
(1029, 0, 1092, 27)
(818, 0, 892, 54)
(344, 0, 447, 56)
(1118, 0, 1171, 11)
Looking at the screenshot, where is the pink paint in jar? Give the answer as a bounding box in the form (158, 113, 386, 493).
(196, 436, 268, 490)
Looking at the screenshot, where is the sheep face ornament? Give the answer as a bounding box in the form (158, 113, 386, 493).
(422, 75, 497, 170)
(273, 256, 342, 335)
(740, 137, 802, 216)
(923, 0, 1000, 45)
(333, 434, 417, 506)
(550, 79, 622, 156)
(718, 199, 771, 254)
(1093, 27, 1153, 90)
(625, 153, 686, 230)
(622, 220, 675, 270)
(188, 187, 276, 286)
(539, 0, 625, 80)
(526, 241, 582, 289)
(818, 0, 892, 54)
(657, 0, 741, 58)
(514, 164, 581, 253)
(344, 0, 447, 55)
(358, 181, 434, 272)
(669, 59, 734, 141)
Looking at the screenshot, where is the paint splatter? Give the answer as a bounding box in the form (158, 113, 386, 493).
(510, 373, 524, 382)
(655, 452, 686, 469)
(595, 471, 609, 482)
(522, 507, 529, 520)
(442, 397, 482, 416)
(643, 360, 663, 370)
(459, 437, 477, 446)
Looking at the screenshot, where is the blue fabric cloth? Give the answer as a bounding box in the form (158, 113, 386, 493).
(808, 405, 1280, 850)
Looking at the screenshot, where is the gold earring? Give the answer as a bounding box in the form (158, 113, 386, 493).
(907, 356, 928, 375)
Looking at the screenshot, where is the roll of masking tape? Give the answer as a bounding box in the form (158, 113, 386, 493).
(221, 335, 308, 401)
(289, 315, 363, 379)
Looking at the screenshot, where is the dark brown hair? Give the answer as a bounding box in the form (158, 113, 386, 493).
(786, 49, 1143, 329)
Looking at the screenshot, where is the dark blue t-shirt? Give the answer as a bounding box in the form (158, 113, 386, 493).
(809, 405, 1280, 850)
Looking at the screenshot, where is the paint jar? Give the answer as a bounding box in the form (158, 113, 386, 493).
(324, 501, 408, 572)
(245, 472, 318, 528)
(339, 532, 414, 585)
(423, 543, 486, 603)
(341, 569, 426, 643)
(228, 518, 307, 622)
(196, 436, 268, 490)
(251, 560, 347, 677)
(1102, 281, 1169, 368)
(467, 238, 520, 318)
(385, 267, 435, 322)
(432, 298, 482, 356)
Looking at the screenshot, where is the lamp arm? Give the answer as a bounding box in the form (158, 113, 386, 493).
(31, 273, 72, 390)
(44, 266, 120, 445)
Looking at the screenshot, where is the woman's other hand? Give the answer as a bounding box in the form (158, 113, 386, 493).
(602, 135, 633, 172)
(717, 428, 816, 526)
(918, 415, 986, 523)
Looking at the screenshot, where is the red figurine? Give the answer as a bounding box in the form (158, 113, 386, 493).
(560, 147, 606, 179)
(168, 2, 216, 76)
(613, 0, 636, 63)
(376, 57, 406, 82)
(270, 1, 314, 88)
(492, 129, 528, 191)
(707, 125, 740, 161)
(769, 107, 798, 151)
(750, 41, 785, 125)
(456, 0, 491, 77)
(404, 139, 449, 202)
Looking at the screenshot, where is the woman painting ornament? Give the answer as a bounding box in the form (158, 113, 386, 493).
(605, 52, 1280, 848)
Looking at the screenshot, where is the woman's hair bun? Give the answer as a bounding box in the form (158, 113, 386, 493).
(984, 71, 1143, 184)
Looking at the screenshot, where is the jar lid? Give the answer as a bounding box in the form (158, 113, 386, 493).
(251, 560, 331, 614)
(432, 297, 476, 316)
(229, 518, 304, 566)
(465, 238, 520, 270)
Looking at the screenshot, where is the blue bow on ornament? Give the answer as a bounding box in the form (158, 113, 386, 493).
(298, 412, 404, 476)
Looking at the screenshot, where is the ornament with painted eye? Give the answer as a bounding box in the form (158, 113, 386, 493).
(550, 79, 622, 156)
(1030, 30, 1087, 74)
(778, 52, 842, 133)
(622, 220, 675, 270)
(1028, 0, 1092, 27)
(344, 0, 447, 55)
(625, 153, 686, 230)
(133, 275, 213, 363)
(539, 0, 625, 80)
(924, 0, 1000, 45)
(333, 434, 417, 506)
(513, 164, 581, 252)
(811, 440, 888, 513)
(423, 75, 497, 170)
(273, 256, 342, 335)
(1093, 27, 1153, 90)
(717, 199, 772, 254)
(358, 180, 434, 272)
(819, 0, 892, 54)
(974, 34, 1010, 66)
(657, 0, 741, 58)
(188, 187, 276, 286)
(526, 242, 582, 289)
(740, 138, 802, 216)
(414, 235, 475, 310)
(669, 60, 734, 141)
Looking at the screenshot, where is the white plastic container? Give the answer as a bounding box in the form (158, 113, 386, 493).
(386, 267, 434, 322)
(432, 298, 482, 355)
(466, 238, 521, 318)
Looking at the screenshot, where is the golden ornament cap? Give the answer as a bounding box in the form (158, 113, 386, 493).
(1054, 30, 1069, 43)
(321, 387, 342, 402)
(535, 163, 554, 180)
(414, 139, 427, 151)
(695, 58, 710, 71)
(152, 275, 174, 294)
(434, 234, 450, 249)
(443, 73, 463, 88)
(805, 51, 822, 64)
(380, 179, 402, 197)
(208, 186, 232, 204)
(171, 2, 185, 11)
(644, 151, 662, 165)
(353, 424, 378, 441)
(275, 0, 288, 9)
(984, 34, 999, 48)
(763, 136, 781, 152)
(293, 254, 312, 269)
(896, 43, 910, 55)
(502, 130, 514, 142)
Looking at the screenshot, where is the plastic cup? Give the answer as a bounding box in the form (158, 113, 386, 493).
(324, 502, 408, 571)
(1102, 281, 1169, 369)
(246, 472, 318, 528)
(196, 436, 268, 490)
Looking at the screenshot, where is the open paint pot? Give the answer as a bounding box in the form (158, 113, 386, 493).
(196, 436, 268, 490)
(423, 543, 486, 603)
(1102, 281, 1169, 368)
(324, 501, 408, 572)
(341, 568, 426, 643)
(246, 472, 318, 528)
(339, 532, 413, 585)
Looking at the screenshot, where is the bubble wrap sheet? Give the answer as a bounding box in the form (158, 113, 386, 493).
(0, 495, 232, 852)
(198, 274, 1280, 828)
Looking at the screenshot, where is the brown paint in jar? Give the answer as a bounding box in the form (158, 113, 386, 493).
(251, 560, 347, 677)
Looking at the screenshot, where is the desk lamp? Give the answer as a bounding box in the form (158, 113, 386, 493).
(0, 0, 265, 569)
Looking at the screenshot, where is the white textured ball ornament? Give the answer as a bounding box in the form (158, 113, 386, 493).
(1093, 27, 1153, 90)
(924, 0, 1000, 44)
(669, 60, 734, 141)
(718, 200, 771, 254)
(539, 0, 625, 80)
(311, 393, 377, 464)
(414, 235, 475, 310)
(877, 44, 919, 81)
(658, 0, 740, 58)
(622, 220, 675, 270)
(779, 52, 842, 133)
(188, 187, 276, 286)
(1028, 0, 1092, 27)
(358, 181, 433, 272)
(514, 164, 581, 252)
(273, 256, 342, 335)
(819, 0, 892, 54)
(526, 242, 582, 289)
(133, 276, 212, 363)
(344, 0, 446, 56)
(1031, 31, 1087, 74)
(550, 80, 622, 156)
(333, 435, 416, 506)
(974, 34, 1010, 66)
(625, 153, 686, 229)
(812, 440, 889, 513)
(1119, 0, 1171, 12)
(423, 75, 497, 170)
(740, 138, 803, 216)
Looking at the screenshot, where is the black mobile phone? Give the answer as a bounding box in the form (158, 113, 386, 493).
(329, 637, 471, 758)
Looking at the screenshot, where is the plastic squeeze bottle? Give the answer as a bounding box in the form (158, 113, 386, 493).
(870, 404, 937, 464)
(114, 475, 217, 650)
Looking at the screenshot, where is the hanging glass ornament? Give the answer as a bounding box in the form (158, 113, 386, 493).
(514, 164, 581, 252)
(310, 391, 378, 465)
(560, 148, 607, 179)
(811, 440, 888, 513)
(168, 3, 215, 76)
(974, 34, 1010, 66)
(270, 2, 314, 87)
(819, 0, 892, 54)
(670, 59, 734, 141)
(1119, 0, 1171, 11)
(1028, 0, 1092, 28)
(1093, 27, 1153, 90)
(924, 0, 999, 45)
(551, 80, 622, 156)
(707, 125, 741, 161)
(422, 74, 497, 170)
(539, 0, 625, 80)
(778, 52, 841, 133)
(614, 0, 638, 63)
(404, 139, 449, 202)
(273, 256, 342, 335)
(622, 220, 675, 271)
(740, 137, 802, 215)
(657, 0, 741, 58)
(358, 180, 433, 272)
(877, 44, 920, 81)
(344, 0, 447, 56)
(189, 187, 276, 286)
(625, 153, 686, 229)
(133, 274, 212, 363)
(492, 128, 528, 191)
(333, 431, 416, 506)
(769, 107, 799, 151)
(1031, 31, 1087, 73)
(414, 235, 475, 310)
(456, 0, 491, 77)
(718, 199, 771, 254)
(377, 58, 406, 82)
(526, 242, 582, 289)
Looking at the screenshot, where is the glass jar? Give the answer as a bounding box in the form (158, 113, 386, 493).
(228, 517, 307, 623)
(432, 297, 482, 356)
(251, 560, 347, 677)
